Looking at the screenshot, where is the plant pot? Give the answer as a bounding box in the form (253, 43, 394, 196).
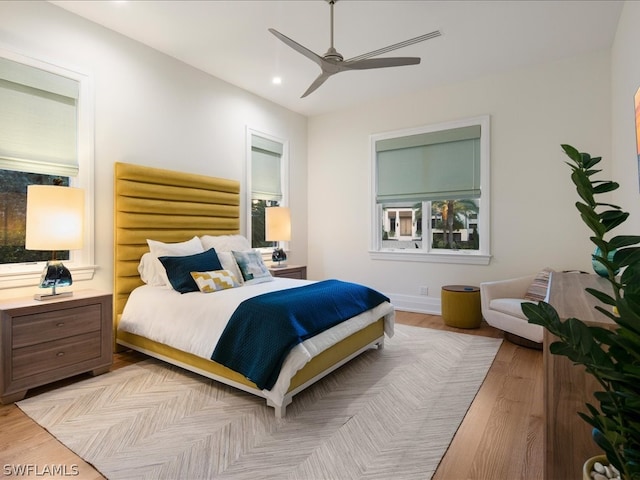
(583, 455, 621, 480)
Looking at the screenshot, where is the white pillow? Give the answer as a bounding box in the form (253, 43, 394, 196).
(216, 251, 245, 285)
(141, 236, 205, 287)
(524, 268, 554, 302)
(200, 234, 251, 252)
(138, 252, 167, 287)
(147, 236, 203, 256)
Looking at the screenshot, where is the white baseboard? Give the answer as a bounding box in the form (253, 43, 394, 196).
(387, 293, 442, 315)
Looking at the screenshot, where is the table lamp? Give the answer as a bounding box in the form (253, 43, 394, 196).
(265, 206, 290, 267)
(25, 185, 84, 300)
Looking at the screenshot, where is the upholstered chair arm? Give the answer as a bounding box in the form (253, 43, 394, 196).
(480, 274, 536, 305)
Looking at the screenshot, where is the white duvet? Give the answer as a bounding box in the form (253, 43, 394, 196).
(118, 278, 395, 406)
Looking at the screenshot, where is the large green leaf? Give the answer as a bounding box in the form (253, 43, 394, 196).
(586, 155, 603, 169)
(601, 211, 629, 232)
(593, 181, 620, 194)
(610, 235, 640, 249)
(563, 318, 594, 356)
(561, 144, 582, 163)
(586, 287, 616, 306)
(616, 247, 640, 268)
(591, 236, 608, 251)
(522, 301, 560, 331)
(572, 170, 596, 205)
(577, 203, 606, 236)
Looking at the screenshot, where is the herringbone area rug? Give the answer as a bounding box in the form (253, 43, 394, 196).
(18, 325, 501, 480)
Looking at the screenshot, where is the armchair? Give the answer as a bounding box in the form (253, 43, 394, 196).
(480, 273, 548, 348)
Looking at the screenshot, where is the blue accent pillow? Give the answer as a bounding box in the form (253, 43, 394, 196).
(232, 250, 273, 285)
(158, 248, 223, 293)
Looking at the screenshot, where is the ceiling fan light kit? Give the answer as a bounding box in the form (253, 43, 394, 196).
(269, 0, 442, 98)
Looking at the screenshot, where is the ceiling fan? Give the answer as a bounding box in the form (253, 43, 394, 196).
(268, 0, 441, 98)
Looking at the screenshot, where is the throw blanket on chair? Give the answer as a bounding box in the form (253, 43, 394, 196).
(211, 279, 389, 390)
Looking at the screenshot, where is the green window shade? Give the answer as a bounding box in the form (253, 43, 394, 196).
(251, 135, 282, 202)
(376, 126, 481, 203)
(0, 57, 79, 177)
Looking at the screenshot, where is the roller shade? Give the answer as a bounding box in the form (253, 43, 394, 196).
(251, 134, 282, 202)
(376, 125, 481, 203)
(0, 57, 79, 177)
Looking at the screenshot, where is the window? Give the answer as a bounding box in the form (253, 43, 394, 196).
(370, 115, 490, 265)
(246, 130, 288, 250)
(0, 171, 70, 264)
(0, 48, 95, 288)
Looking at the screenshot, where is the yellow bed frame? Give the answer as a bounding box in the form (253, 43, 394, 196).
(114, 162, 385, 417)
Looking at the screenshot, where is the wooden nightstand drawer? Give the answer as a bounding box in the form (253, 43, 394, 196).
(12, 332, 101, 381)
(269, 265, 307, 280)
(12, 304, 102, 348)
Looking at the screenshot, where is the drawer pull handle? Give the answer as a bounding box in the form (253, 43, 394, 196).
(57, 352, 65, 357)
(56, 322, 65, 327)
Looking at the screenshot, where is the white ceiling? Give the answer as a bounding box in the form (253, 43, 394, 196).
(50, 0, 623, 117)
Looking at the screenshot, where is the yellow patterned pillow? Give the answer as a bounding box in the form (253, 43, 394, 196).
(190, 270, 240, 293)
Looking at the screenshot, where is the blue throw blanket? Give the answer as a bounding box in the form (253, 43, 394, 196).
(211, 279, 389, 390)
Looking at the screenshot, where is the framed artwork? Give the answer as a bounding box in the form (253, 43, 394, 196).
(636, 86, 640, 191)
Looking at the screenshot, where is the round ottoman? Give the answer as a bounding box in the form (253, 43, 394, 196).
(441, 285, 482, 328)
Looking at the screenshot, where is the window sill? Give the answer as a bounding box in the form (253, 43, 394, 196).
(0, 264, 98, 290)
(369, 249, 491, 265)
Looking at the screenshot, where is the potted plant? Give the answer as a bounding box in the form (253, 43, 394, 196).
(522, 144, 640, 480)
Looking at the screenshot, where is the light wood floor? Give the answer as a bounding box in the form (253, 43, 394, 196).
(0, 311, 543, 480)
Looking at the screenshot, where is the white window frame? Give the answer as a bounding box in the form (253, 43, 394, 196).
(245, 127, 289, 254)
(0, 46, 96, 289)
(370, 115, 491, 265)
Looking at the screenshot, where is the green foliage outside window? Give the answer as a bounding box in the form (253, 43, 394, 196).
(0, 169, 69, 264)
(251, 199, 279, 248)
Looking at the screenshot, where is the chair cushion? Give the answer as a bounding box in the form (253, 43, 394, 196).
(489, 298, 529, 320)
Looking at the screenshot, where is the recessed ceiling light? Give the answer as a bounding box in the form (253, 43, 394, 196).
(272, 77, 282, 85)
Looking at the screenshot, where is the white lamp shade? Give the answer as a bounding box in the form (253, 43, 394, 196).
(25, 185, 84, 251)
(265, 207, 291, 242)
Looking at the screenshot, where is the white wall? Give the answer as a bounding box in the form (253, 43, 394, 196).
(308, 50, 612, 312)
(1, 1, 632, 313)
(0, 1, 308, 299)
(611, 1, 640, 235)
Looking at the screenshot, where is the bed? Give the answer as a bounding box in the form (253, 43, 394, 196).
(113, 162, 394, 417)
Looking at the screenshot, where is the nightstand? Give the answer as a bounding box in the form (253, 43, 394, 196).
(269, 265, 307, 280)
(0, 290, 113, 403)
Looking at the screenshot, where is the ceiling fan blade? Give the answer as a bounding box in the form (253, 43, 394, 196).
(268, 28, 324, 68)
(344, 57, 421, 70)
(345, 30, 442, 63)
(301, 72, 333, 98)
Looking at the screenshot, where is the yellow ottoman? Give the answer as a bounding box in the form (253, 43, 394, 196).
(441, 285, 482, 328)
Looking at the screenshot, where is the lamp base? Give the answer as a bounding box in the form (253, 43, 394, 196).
(34, 260, 73, 301)
(34, 291, 73, 301)
(271, 248, 287, 267)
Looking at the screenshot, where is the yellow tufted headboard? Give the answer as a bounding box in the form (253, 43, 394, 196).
(113, 162, 240, 332)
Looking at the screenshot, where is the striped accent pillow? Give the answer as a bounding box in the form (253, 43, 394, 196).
(524, 268, 553, 302)
(191, 270, 241, 293)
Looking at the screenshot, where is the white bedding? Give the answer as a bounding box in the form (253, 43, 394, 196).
(118, 278, 395, 406)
